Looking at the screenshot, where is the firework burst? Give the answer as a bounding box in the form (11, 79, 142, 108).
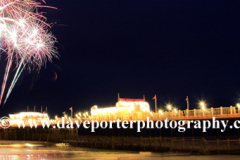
(0, 0, 58, 105)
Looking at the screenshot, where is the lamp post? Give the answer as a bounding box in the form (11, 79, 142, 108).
(200, 101, 206, 116)
(166, 104, 171, 117)
(159, 110, 163, 115)
(237, 103, 240, 108)
(200, 102, 205, 111)
(167, 105, 172, 111)
(237, 103, 240, 114)
(173, 108, 177, 113)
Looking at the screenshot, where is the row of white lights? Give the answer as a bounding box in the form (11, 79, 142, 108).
(159, 101, 240, 115)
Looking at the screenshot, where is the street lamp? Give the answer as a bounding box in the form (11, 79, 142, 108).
(237, 103, 240, 108)
(173, 108, 177, 113)
(167, 104, 172, 111)
(200, 101, 206, 111)
(159, 110, 163, 115)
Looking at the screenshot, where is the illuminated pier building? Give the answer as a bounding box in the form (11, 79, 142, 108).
(9, 112, 49, 125)
(91, 98, 152, 120)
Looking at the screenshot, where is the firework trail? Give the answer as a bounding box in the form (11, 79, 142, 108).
(0, 0, 58, 105)
(0, 53, 13, 105)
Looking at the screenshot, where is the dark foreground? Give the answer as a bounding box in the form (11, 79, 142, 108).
(0, 141, 240, 160)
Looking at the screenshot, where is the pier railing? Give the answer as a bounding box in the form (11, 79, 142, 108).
(91, 106, 240, 121)
(152, 106, 240, 119)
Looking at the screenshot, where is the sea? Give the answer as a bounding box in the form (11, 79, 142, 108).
(0, 141, 239, 160)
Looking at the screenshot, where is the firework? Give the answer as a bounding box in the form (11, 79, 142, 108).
(0, 0, 58, 105)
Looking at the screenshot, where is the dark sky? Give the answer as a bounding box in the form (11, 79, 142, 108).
(1, 0, 240, 117)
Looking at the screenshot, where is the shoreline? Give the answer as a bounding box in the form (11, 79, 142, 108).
(0, 140, 240, 155)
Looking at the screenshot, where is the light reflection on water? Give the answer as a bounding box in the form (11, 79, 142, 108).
(0, 142, 240, 160)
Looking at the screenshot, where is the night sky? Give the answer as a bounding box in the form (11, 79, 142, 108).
(1, 0, 240, 117)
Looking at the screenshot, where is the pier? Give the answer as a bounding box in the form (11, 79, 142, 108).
(1, 105, 240, 154)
